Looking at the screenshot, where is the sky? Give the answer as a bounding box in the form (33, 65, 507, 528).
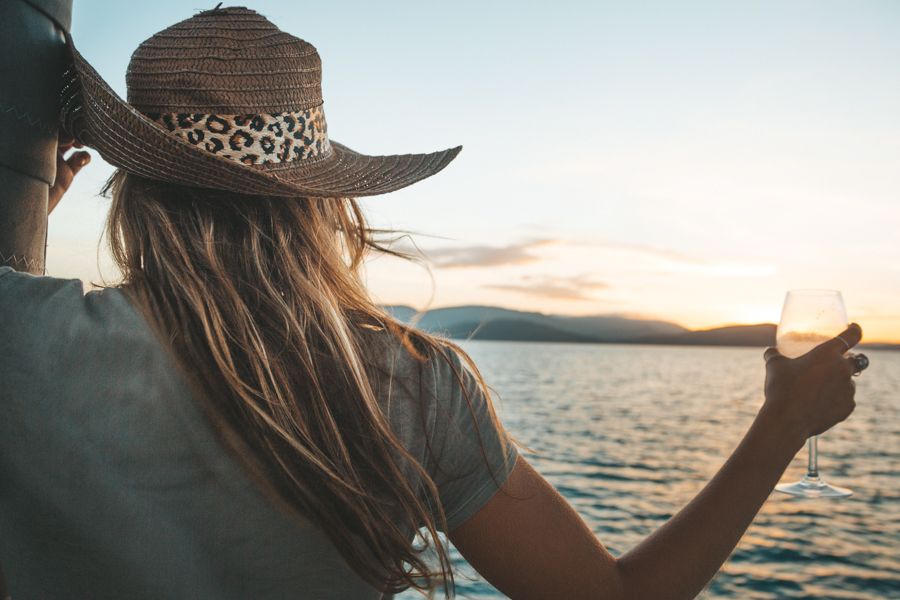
(52, 1, 900, 341)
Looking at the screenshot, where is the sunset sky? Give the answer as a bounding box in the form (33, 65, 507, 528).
(51, 1, 900, 342)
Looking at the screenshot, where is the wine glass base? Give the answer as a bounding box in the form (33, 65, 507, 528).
(775, 475, 853, 498)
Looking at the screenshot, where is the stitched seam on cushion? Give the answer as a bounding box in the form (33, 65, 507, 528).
(0, 252, 41, 272)
(0, 100, 59, 136)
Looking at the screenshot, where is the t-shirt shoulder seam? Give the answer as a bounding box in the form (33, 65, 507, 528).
(443, 442, 519, 531)
(427, 344, 465, 458)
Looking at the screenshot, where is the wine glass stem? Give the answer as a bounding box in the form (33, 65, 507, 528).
(807, 435, 819, 479)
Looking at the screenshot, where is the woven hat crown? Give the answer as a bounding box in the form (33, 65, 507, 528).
(126, 6, 323, 114)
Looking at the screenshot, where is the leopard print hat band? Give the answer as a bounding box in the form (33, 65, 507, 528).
(145, 105, 331, 166)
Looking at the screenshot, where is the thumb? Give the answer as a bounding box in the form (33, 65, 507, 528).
(807, 322, 863, 363)
(764, 346, 786, 364)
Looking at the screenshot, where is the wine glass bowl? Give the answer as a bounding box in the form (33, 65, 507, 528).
(774, 289, 853, 498)
(775, 290, 849, 359)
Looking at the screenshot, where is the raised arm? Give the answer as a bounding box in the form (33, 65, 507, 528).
(449, 324, 863, 600)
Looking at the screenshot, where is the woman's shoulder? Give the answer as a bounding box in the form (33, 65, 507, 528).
(0, 266, 124, 310)
(0, 267, 148, 345)
(0, 265, 86, 298)
(0, 267, 89, 330)
(361, 323, 469, 397)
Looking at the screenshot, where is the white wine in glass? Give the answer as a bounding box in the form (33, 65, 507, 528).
(774, 289, 852, 498)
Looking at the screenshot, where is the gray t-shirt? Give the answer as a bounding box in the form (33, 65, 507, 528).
(0, 266, 518, 599)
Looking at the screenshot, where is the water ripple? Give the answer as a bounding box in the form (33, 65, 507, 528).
(399, 343, 900, 599)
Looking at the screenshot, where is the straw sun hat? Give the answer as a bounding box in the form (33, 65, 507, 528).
(59, 4, 462, 197)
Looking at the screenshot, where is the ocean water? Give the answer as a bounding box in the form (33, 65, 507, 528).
(398, 341, 900, 599)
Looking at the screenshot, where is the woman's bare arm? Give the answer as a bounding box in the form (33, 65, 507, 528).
(449, 324, 862, 599)
(614, 400, 803, 599)
(449, 453, 624, 599)
(449, 409, 798, 599)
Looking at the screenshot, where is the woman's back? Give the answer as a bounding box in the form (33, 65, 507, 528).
(0, 266, 518, 599)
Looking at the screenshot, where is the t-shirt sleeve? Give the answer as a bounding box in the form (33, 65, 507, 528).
(424, 346, 519, 532)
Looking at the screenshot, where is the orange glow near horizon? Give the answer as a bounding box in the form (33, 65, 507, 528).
(361, 245, 900, 344)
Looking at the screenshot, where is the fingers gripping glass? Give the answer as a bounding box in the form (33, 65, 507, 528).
(774, 289, 853, 498)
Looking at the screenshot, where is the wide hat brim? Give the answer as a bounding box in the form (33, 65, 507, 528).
(59, 31, 462, 198)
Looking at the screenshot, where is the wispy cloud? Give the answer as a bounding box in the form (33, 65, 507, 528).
(571, 238, 776, 277)
(484, 273, 608, 301)
(413, 238, 557, 269)
(571, 239, 704, 265)
(400, 233, 767, 271)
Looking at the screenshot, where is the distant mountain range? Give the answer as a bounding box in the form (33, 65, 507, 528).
(384, 305, 899, 350)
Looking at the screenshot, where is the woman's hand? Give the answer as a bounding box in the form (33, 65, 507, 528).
(762, 323, 863, 446)
(49, 131, 91, 215)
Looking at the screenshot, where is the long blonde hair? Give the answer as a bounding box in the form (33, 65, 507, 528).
(99, 170, 521, 597)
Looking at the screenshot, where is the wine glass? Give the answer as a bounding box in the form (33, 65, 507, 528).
(774, 289, 853, 498)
